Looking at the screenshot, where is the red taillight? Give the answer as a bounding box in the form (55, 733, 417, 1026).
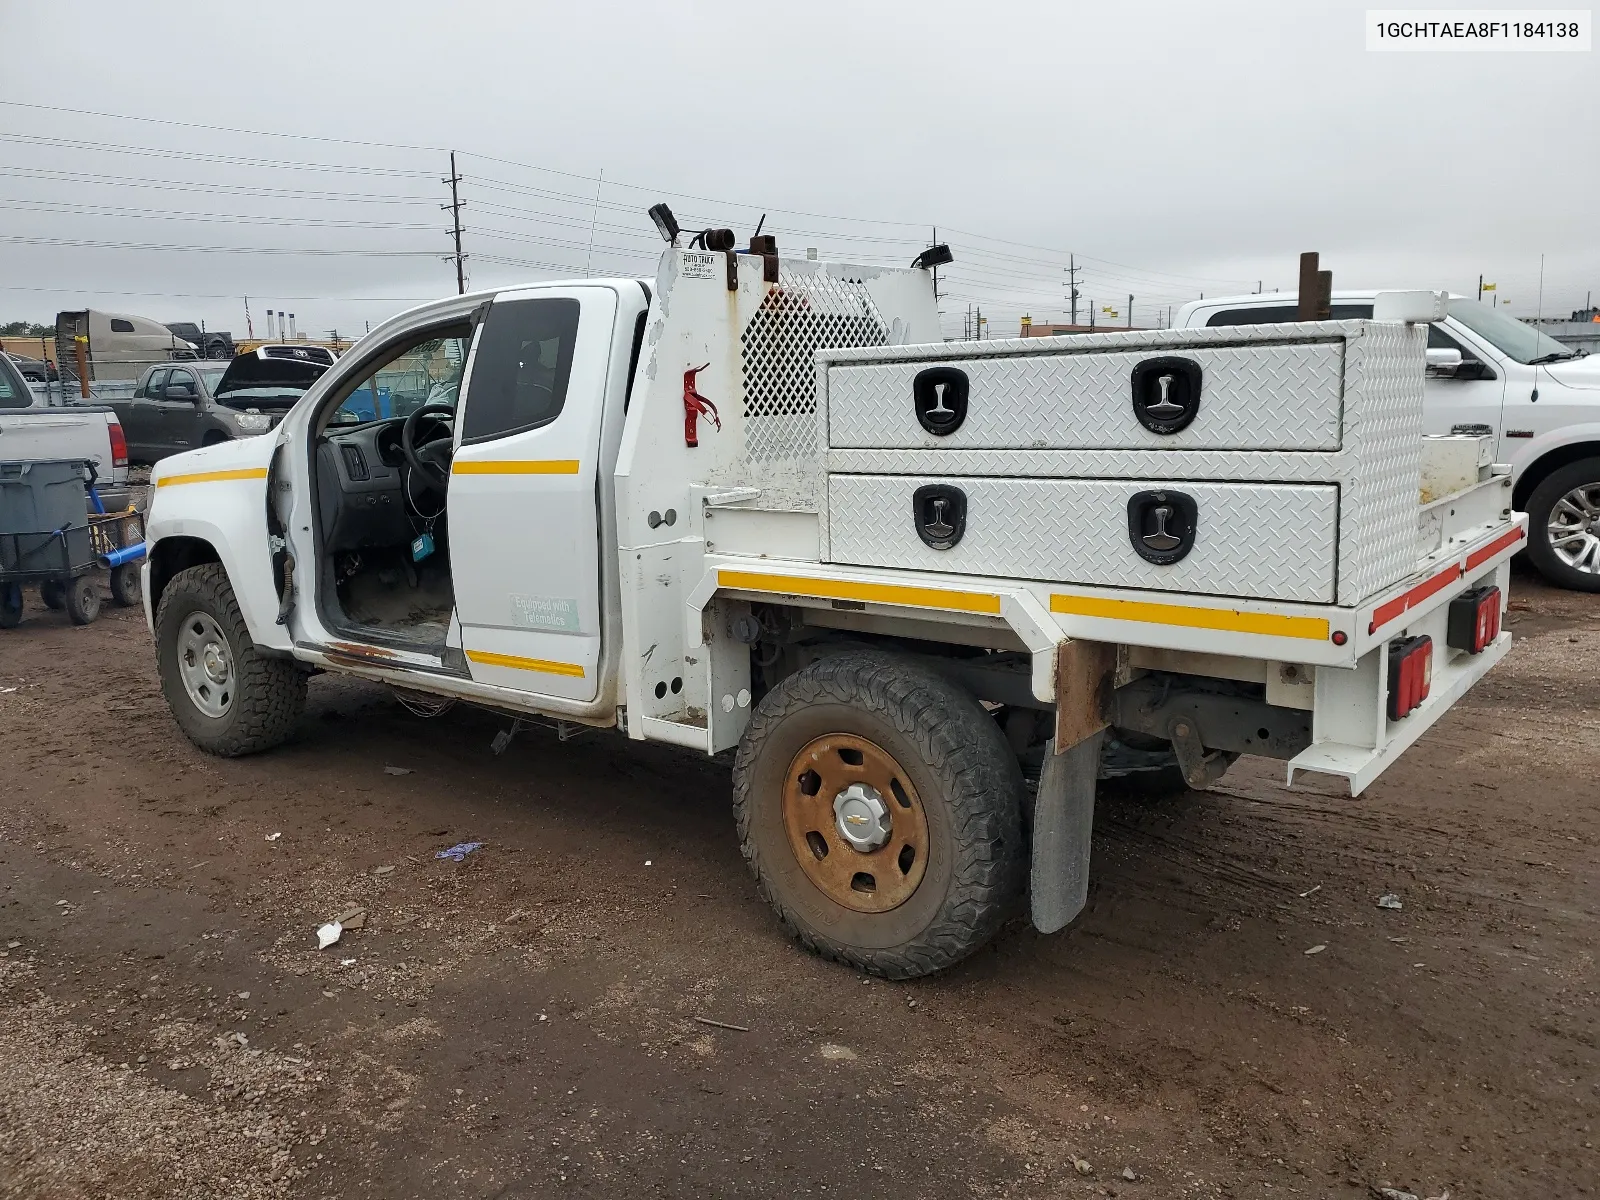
(107, 419, 129, 470)
(1447, 585, 1501, 654)
(1387, 635, 1433, 721)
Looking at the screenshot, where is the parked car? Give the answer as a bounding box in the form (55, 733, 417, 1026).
(163, 322, 234, 361)
(55, 310, 198, 385)
(5, 352, 58, 383)
(98, 348, 331, 463)
(0, 352, 133, 510)
(1174, 292, 1600, 590)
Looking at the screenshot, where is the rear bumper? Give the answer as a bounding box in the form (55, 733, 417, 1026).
(1285, 516, 1525, 796)
(1288, 626, 1510, 795)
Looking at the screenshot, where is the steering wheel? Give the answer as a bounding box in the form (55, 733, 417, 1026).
(402, 402, 456, 494)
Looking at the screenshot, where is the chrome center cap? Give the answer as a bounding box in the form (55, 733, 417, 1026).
(833, 783, 892, 853)
(202, 644, 228, 683)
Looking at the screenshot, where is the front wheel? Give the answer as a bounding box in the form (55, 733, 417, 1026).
(733, 651, 1026, 979)
(154, 563, 306, 756)
(1526, 457, 1600, 592)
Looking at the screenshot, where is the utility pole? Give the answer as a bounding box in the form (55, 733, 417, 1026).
(1089, 299, 1095, 331)
(931, 227, 942, 304)
(1478, 273, 1484, 302)
(1064, 254, 1081, 325)
(444, 151, 467, 295)
(1127, 293, 1133, 329)
(584, 169, 605, 277)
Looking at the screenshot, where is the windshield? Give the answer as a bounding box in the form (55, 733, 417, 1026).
(1448, 299, 1581, 364)
(199, 366, 227, 391)
(330, 334, 470, 426)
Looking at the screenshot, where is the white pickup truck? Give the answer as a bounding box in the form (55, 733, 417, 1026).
(0, 352, 132, 507)
(1176, 292, 1598, 590)
(139, 229, 1522, 977)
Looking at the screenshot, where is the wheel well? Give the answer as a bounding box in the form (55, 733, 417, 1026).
(1513, 443, 1600, 511)
(149, 536, 223, 615)
(201, 431, 231, 447)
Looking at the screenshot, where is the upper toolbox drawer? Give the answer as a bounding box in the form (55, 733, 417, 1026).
(827, 341, 1346, 453)
(827, 475, 1340, 604)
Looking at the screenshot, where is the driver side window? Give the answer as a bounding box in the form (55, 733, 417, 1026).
(330, 331, 472, 425)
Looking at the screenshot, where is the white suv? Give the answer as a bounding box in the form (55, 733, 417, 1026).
(1175, 293, 1600, 590)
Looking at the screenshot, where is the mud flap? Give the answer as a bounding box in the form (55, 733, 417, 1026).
(1029, 729, 1105, 934)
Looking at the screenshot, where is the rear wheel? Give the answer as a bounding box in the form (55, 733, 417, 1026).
(1526, 457, 1600, 592)
(733, 651, 1025, 979)
(154, 563, 306, 756)
(39, 580, 65, 610)
(65, 575, 100, 625)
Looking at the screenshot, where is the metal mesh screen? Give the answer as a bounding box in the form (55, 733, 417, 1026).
(740, 268, 888, 463)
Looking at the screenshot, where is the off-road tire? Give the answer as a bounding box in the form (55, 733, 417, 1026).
(109, 563, 140, 607)
(733, 651, 1025, 979)
(39, 579, 65, 610)
(1525, 457, 1600, 592)
(65, 575, 100, 625)
(155, 563, 306, 756)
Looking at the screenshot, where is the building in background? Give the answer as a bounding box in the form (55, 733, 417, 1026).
(1528, 307, 1600, 356)
(1019, 315, 1151, 337)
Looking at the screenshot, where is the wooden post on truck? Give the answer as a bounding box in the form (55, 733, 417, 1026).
(1297, 251, 1332, 321)
(73, 335, 90, 400)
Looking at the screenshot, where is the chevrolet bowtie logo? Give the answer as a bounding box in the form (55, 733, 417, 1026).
(844, 814, 869, 826)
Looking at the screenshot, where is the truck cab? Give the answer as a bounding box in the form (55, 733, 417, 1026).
(139, 241, 1523, 979)
(1176, 292, 1600, 589)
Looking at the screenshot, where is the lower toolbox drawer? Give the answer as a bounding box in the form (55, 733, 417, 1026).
(827, 474, 1339, 603)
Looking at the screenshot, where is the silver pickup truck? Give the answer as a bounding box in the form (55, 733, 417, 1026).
(0, 353, 132, 509)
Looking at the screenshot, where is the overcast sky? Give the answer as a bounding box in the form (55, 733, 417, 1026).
(2, 0, 1595, 342)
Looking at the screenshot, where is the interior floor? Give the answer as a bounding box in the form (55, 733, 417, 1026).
(332, 542, 454, 645)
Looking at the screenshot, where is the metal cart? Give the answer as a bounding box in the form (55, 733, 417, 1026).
(0, 459, 146, 629)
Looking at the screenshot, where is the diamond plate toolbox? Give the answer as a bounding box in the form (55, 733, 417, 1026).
(828, 340, 1345, 452)
(829, 475, 1339, 603)
(818, 322, 1425, 606)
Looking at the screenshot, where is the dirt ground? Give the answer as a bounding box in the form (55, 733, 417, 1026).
(0, 565, 1595, 1200)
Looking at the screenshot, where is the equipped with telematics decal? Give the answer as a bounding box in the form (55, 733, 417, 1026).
(136, 214, 1523, 980)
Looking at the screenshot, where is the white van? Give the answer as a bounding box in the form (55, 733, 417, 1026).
(55, 310, 199, 385)
(1175, 293, 1600, 590)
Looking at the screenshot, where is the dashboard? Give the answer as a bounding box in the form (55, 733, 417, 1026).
(315, 416, 449, 553)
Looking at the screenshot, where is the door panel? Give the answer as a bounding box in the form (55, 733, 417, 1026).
(161, 368, 202, 452)
(448, 288, 616, 702)
(1423, 322, 1507, 454)
(124, 369, 166, 459)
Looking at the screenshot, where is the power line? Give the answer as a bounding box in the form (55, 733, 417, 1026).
(0, 164, 438, 205)
(0, 197, 438, 231)
(0, 132, 435, 178)
(0, 284, 435, 302)
(0, 234, 440, 257)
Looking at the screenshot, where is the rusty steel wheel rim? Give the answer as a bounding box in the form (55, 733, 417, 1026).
(781, 733, 930, 914)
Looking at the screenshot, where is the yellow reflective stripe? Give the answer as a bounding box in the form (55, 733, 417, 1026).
(451, 459, 580, 475)
(1050, 593, 1330, 640)
(155, 467, 269, 488)
(718, 570, 1002, 615)
(465, 649, 586, 678)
